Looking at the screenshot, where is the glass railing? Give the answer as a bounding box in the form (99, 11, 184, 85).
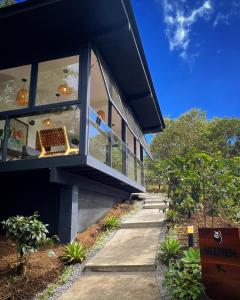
(89, 107, 144, 185)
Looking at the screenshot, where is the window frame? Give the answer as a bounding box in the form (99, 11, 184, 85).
(0, 50, 82, 163)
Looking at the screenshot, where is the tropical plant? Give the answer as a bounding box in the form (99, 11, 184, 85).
(164, 248, 204, 300)
(103, 216, 120, 230)
(159, 236, 182, 264)
(2, 212, 57, 275)
(164, 260, 205, 300)
(181, 247, 201, 265)
(62, 242, 86, 264)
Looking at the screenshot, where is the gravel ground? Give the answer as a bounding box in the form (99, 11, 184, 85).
(155, 224, 170, 300)
(36, 200, 143, 300)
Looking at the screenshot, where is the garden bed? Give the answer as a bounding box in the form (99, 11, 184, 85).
(0, 200, 135, 300)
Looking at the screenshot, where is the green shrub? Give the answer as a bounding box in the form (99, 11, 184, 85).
(159, 236, 182, 264)
(2, 212, 57, 275)
(181, 247, 200, 265)
(103, 216, 120, 230)
(163, 247, 204, 300)
(62, 242, 86, 264)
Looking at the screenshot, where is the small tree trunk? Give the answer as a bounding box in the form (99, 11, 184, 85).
(211, 216, 214, 228)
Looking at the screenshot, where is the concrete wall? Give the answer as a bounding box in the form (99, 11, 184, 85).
(0, 168, 131, 243)
(78, 190, 121, 232)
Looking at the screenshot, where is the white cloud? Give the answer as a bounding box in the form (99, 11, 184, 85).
(162, 0, 212, 59)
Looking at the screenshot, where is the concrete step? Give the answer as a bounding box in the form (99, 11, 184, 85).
(121, 209, 165, 229)
(85, 228, 160, 273)
(144, 199, 167, 204)
(143, 203, 168, 209)
(58, 273, 161, 300)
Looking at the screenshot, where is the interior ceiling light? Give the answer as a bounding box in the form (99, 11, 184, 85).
(16, 78, 28, 106)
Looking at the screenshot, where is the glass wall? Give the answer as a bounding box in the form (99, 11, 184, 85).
(36, 56, 79, 106)
(90, 51, 109, 123)
(6, 106, 80, 161)
(89, 51, 145, 185)
(89, 108, 126, 175)
(102, 66, 126, 118)
(0, 65, 31, 111)
(89, 109, 111, 165)
(112, 106, 122, 139)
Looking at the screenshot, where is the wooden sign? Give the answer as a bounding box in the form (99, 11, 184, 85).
(198, 228, 240, 300)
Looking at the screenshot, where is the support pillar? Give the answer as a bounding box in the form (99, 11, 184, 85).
(58, 185, 78, 243)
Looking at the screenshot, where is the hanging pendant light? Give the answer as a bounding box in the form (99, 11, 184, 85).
(97, 110, 106, 121)
(16, 78, 28, 106)
(57, 69, 73, 96)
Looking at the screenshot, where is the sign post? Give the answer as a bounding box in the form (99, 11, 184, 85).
(198, 228, 240, 300)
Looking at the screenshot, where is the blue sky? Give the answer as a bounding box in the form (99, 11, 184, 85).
(14, 0, 240, 119)
(132, 0, 240, 119)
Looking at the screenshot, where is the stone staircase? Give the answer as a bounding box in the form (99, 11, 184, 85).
(59, 193, 167, 300)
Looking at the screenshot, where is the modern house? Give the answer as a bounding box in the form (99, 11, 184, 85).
(0, 0, 165, 242)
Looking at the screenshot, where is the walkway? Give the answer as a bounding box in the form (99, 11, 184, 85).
(59, 193, 167, 300)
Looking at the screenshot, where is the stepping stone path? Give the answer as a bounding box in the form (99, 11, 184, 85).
(59, 193, 167, 300)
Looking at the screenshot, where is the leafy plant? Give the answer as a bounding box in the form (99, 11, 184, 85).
(181, 247, 200, 265)
(2, 212, 57, 275)
(159, 236, 182, 264)
(164, 260, 204, 300)
(62, 242, 86, 264)
(103, 216, 120, 230)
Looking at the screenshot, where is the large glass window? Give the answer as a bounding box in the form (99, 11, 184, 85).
(89, 108, 125, 175)
(126, 126, 134, 153)
(89, 109, 111, 165)
(36, 56, 79, 106)
(6, 106, 80, 161)
(90, 51, 109, 123)
(136, 140, 141, 160)
(0, 65, 31, 111)
(102, 66, 126, 118)
(112, 106, 122, 139)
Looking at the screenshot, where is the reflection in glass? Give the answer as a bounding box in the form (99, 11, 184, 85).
(0, 65, 31, 112)
(102, 66, 126, 118)
(112, 106, 122, 139)
(89, 109, 111, 165)
(89, 108, 144, 182)
(6, 106, 80, 161)
(36, 56, 79, 105)
(90, 51, 109, 123)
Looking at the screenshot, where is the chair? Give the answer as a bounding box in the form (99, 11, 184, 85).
(36, 126, 79, 158)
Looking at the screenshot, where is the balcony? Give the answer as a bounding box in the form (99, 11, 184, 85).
(89, 108, 144, 186)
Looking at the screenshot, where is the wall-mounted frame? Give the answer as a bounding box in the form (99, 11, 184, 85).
(8, 118, 28, 156)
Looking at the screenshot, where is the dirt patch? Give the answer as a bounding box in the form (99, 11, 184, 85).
(0, 200, 135, 299)
(0, 239, 64, 300)
(76, 201, 134, 248)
